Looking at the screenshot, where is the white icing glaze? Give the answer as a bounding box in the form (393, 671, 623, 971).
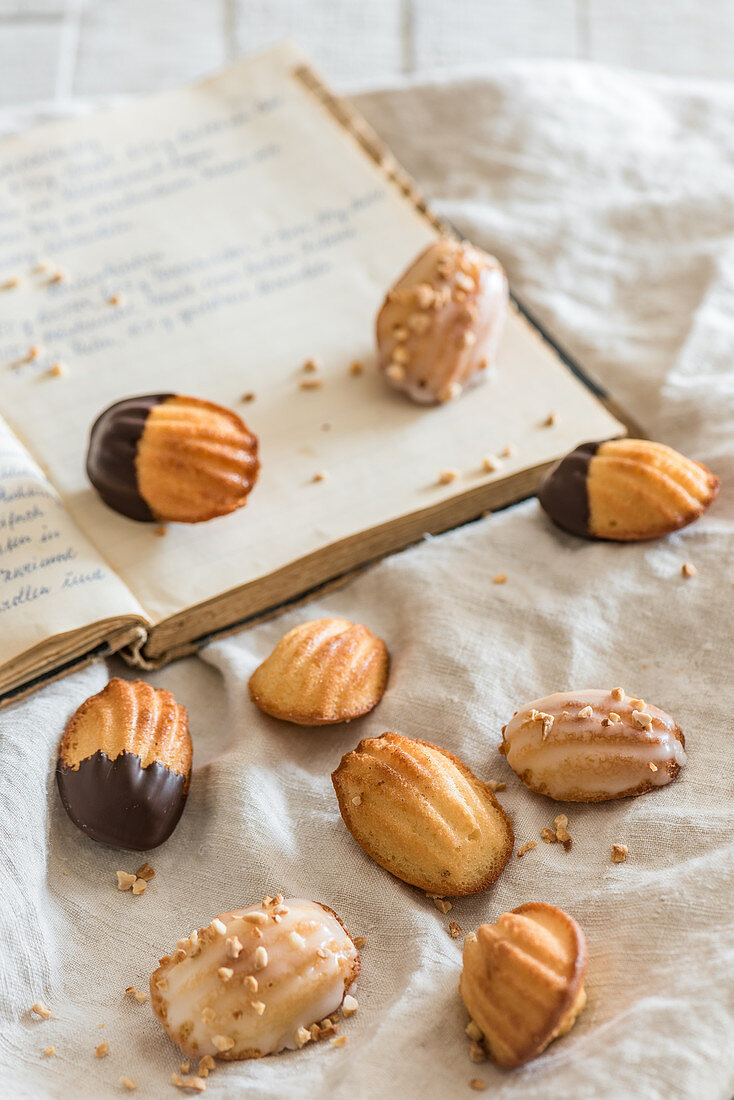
(152, 898, 358, 1058)
(502, 689, 686, 800)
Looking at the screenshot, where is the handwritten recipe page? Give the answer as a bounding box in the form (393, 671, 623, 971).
(0, 43, 623, 649)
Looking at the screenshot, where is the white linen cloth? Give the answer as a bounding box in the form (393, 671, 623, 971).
(1, 62, 734, 1100)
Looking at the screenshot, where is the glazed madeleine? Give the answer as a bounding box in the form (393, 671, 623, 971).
(461, 903, 587, 1067)
(56, 678, 191, 850)
(501, 688, 686, 802)
(87, 393, 259, 523)
(249, 618, 389, 726)
(538, 437, 719, 540)
(150, 897, 359, 1060)
(332, 732, 514, 895)
(376, 237, 507, 404)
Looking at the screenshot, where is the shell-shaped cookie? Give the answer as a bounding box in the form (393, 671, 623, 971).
(56, 678, 192, 850)
(150, 897, 359, 1060)
(86, 393, 259, 523)
(332, 732, 514, 895)
(500, 688, 686, 802)
(376, 237, 508, 404)
(538, 438, 719, 541)
(460, 903, 588, 1067)
(248, 618, 389, 726)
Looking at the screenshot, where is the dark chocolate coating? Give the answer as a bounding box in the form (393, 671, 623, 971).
(537, 441, 600, 537)
(56, 750, 187, 850)
(86, 394, 172, 521)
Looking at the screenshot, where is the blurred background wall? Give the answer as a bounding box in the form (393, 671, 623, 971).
(2, 0, 734, 107)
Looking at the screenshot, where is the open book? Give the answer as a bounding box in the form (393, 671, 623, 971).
(0, 43, 627, 705)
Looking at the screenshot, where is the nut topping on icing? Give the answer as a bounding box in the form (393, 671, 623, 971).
(150, 899, 359, 1060)
(501, 689, 686, 802)
(376, 237, 507, 405)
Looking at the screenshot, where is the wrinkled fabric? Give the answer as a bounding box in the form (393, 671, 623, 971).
(1, 62, 734, 1100)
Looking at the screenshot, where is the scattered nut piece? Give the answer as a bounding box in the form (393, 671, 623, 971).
(294, 1026, 312, 1048)
(469, 1041, 487, 1063)
(517, 841, 537, 858)
(179, 1062, 191, 1075)
(438, 468, 460, 485)
(135, 862, 155, 881)
(212, 1035, 234, 1053)
(31, 1002, 52, 1020)
(95, 1041, 109, 1058)
(302, 358, 319, 373)
(210, 918, 227, 935)
(469, 1080, 487, 1092)
(217, 967, 233, 982)
(125, 986, 147, 1003)
(485, 779, 505, 792)
(300, 377, 323, 390)
(116, 871, 137, 891)
(153, 525, 167, 536)
(108, 294, 122, 306)
(349, 360, 364, 376)
(131, 878, 147, 896)
(481, 454, 503, 474)
(540, 827, 557, 844)
(119, 1079, 137, 1091)
(353, 937, 367, 949)
(254, 946, 268, 970)
(330, 1035, 347, 1048)
(312, 472, 327, 483)
(342, 995, 358, 1018)
(543, 411, 558, 427)
(492, 573, 507, 585)
(466, 1021, 483, 1042)
(681, 561, 697, 578)
(430, 896, 453, 914)
(449, 921, 463, 938)
(43, 1047, 55, 1056)
(500, 444, 517, 458)
(1, 277, 20, 290)
(633, 710, 653, 731)
(48, 272, 65, 285)
(611, 687, 625, 701)
(611, 844, 628, 863)
(198, 1056, 215, 1077)
(241, 392, 255, 403)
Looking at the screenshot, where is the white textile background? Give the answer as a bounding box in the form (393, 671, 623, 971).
(1, 61, 733, 1100)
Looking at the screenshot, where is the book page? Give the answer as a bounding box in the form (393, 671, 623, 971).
(0, 416, 146, 666)
(0, 43, 623, 627)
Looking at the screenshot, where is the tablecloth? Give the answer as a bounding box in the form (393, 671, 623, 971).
(1, 60, 733, 1099)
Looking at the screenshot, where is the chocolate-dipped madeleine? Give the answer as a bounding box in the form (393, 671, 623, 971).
(376, 237, 507, 404)
(86, 394, 259, 523)
(538, 438, 719, 541)
(56, 678, 192, 850)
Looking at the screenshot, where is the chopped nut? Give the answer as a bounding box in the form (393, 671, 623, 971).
(299, 377, 323, 390)
(342, 994, 358, 1018)
(611, 844, 628, 863)
(648, 761, 658, 771)
(330, 1035, 347, 1048)
(217, 967, 233, 982)
(135, 862, 155, 881)
(629, 697, 645, 709)
(386, 362, 406, 382)
(517, 841, 537, 858)
(28, 345, 41, 360)
(351, 794, 362, 806)
(241, 912, 268, 926)
(108, 294, 121, 306)
(553, 814, 568, 830)
(611, 687, 625, 701)
(311, 471, 327, 483)
(578, 705, 593, 718)
(302, 358, 319, 373)
(414, 283, 435, 309)
(633, 710, 653, 731)
(197, 1056, 215, 1077)
(241, 392, 255, 403)
(131, 878, 147, 896)
(349, 360, 364, 375)
(125, 986, 147, 1003)
(31, 1001, 52, 1019)
(468, 1041, 487, 1063)
(485, 779, 505, 792)
(481, 454, 503, 473)
(469, 1081, 487, 1092)
(353, 937, 367, 949)
(179, 1062, 191, 1075)
(541, 827, 558, 844)
(465, 1020, 483, 1042)
(681, 561, 697, 578)
(431, 897, 452, 914)
(295, 1026, 312, 1048)
(492, 573, 507, 585)
(173, 1076, 207, 1093)
(119, 1079, 137, 1091)
(438, 468, 460, 485)
(1, 277, 20, 290)
(43, 1047, 55, 1056)
(543, 411, 558, 427)
(153, 525, 167, 536)
(250, 1001, 266, 1015)
(391, 345, 410, 364)
(244, 976, 258, 993)
(407, 312, 431, 334)
(609, 711, 621, 723)
(254, 946, 268, 970)
(500, 443, 517, 458)
(116, 871, 136, 891)
(212, 1035, 234, 1053)
(48, 271, 65, 285)
(210, 918, 226, 936)
(95, 1041, 109, 1058)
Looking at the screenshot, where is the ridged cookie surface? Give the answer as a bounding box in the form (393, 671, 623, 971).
(538, 438, 719, 540)
(86, 393, 259, 523)
(150, 898, 359, 1059)
(56, 678, 191, 850)
(376, 237, 507, 404)
(249, 618, 389, 725)
(332, 732, 514, 895)
(461, 902, 587, 1067)
(500, 688, 686, 802)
